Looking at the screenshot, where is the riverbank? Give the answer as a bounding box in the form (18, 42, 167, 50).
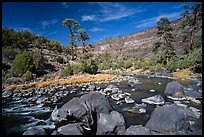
(2, 68, 201, 92)
(2, 74, 121, 92)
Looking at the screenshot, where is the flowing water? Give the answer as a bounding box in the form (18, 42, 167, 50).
(2, 77, 202, 135)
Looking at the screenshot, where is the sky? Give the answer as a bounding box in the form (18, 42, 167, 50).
(2, 2, 196, 46)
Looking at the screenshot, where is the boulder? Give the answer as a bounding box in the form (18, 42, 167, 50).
(57, 123, 84, 135)
(51, 92, 113, 128)
(87, 83, 97, 91)
(145, 104, 190, 135)
(183, 89, 202, 98)
(2, 90, 13, 98)
(106, 84, 117, 90)
(23, 127, 46, 135)
(123, 125, 151, 135)
(142, 94, 165, 105)
(36, 96, 48, 104)
(164, 81, 185, 98)
(124, 97, 135, 104)
(96, 111, 125, 135)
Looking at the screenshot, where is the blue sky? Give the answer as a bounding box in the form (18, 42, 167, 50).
(2, 2, 195, 46)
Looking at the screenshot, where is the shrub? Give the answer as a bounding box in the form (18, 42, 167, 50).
(149, 63, 165, 72)
(62, 64, 73, 76)
(188, 48, 202, 72)
(71, 63, 84, 74)
(10, 51, 35, 77)
(123, 61, 133, 69)
(82, 59, 98, 74)
(32, 49, 46, 70)
(56, 56, 64, 64)
(99, 61, 112, 70)
(22, 70, 33, 81)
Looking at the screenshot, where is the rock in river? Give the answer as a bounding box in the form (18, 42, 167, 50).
(57, 123, 84, 135)
(124, 96, 135, 104)
(142, 94, 165, 105)
(96, 111, 125, 135)
(2, 90, 13, 98)
(145, 104, 190, 135)
(23, 127, 46, 135)
(164, 81, 185, 98)
(123, 125, 151, 135)
(50, 92, 113, 129)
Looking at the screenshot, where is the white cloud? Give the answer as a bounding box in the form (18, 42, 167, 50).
(82, 2, 145, 22)
(40, 19, 58, 29)
(13, 27, 32, 32)
(81, 15, 96, 21)
(62, 2, 69, 8)
(89, 27, 105, 32)
(135, 12, 181, 29)
(44, 31, 57, 37)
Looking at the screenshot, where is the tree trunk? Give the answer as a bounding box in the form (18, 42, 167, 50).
(82, 39, 85, 54)
(68, 27, 74, 60)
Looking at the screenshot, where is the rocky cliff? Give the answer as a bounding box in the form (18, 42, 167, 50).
(92, 17, 202, 58)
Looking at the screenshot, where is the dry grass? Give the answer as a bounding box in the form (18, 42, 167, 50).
(172, 69, 194, 79)
(2, 74, 118, 91)
(101, 68, 150, 74)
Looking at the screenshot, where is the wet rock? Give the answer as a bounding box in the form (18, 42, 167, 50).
(87, 83, 97, 91)
(164, 81, 185, 98)
(23, 127, 46, 135)
(124, 96, 135, 104)
(57, 123, 84, 135)
(96, 111, 125, 135)
(142, 94, 165, 105)
(51, 106, 59, 122)
(188, 107, 201, 119)
(146, 104, 190, 135)
(36, 96, 48, 104)
(186, 96, 201, 104)
(149, 89, 156, 92)
(183, 89, 202, 98)
(2, 90, 13, 98)
(123, 125, 151, 135)
(106, 84, 117, 90)
(189, 114, 202, 134)
(111, 94, 120, 101)
(51, 130, 60, 135)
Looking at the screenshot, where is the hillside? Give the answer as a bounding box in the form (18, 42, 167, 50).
(2, 14, 202, 85)
(92, 17, 202, 58)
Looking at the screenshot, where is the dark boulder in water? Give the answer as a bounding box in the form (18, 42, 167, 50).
(56, 123, 84, 135)
(164, 81, 185, 98)
(123, 125, 151, 135)
(50, 92, 113, 129)
(96, 111, 125, 135)
(145, 104, 190, 135)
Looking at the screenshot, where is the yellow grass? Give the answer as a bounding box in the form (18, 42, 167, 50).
(172, 69, 194, 79)
(2, 74, 119, 92)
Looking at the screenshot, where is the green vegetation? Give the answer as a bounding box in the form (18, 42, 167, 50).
(22, 70, 34, 81)
(62, 64, 73, 76)
(77, 29, 90, 53)
(82, 59, 98, 74)
(56, 56, 64, 64)
(10, 51, 35, 77)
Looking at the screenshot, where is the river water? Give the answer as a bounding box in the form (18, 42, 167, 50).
(2, 77, 202, 135)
